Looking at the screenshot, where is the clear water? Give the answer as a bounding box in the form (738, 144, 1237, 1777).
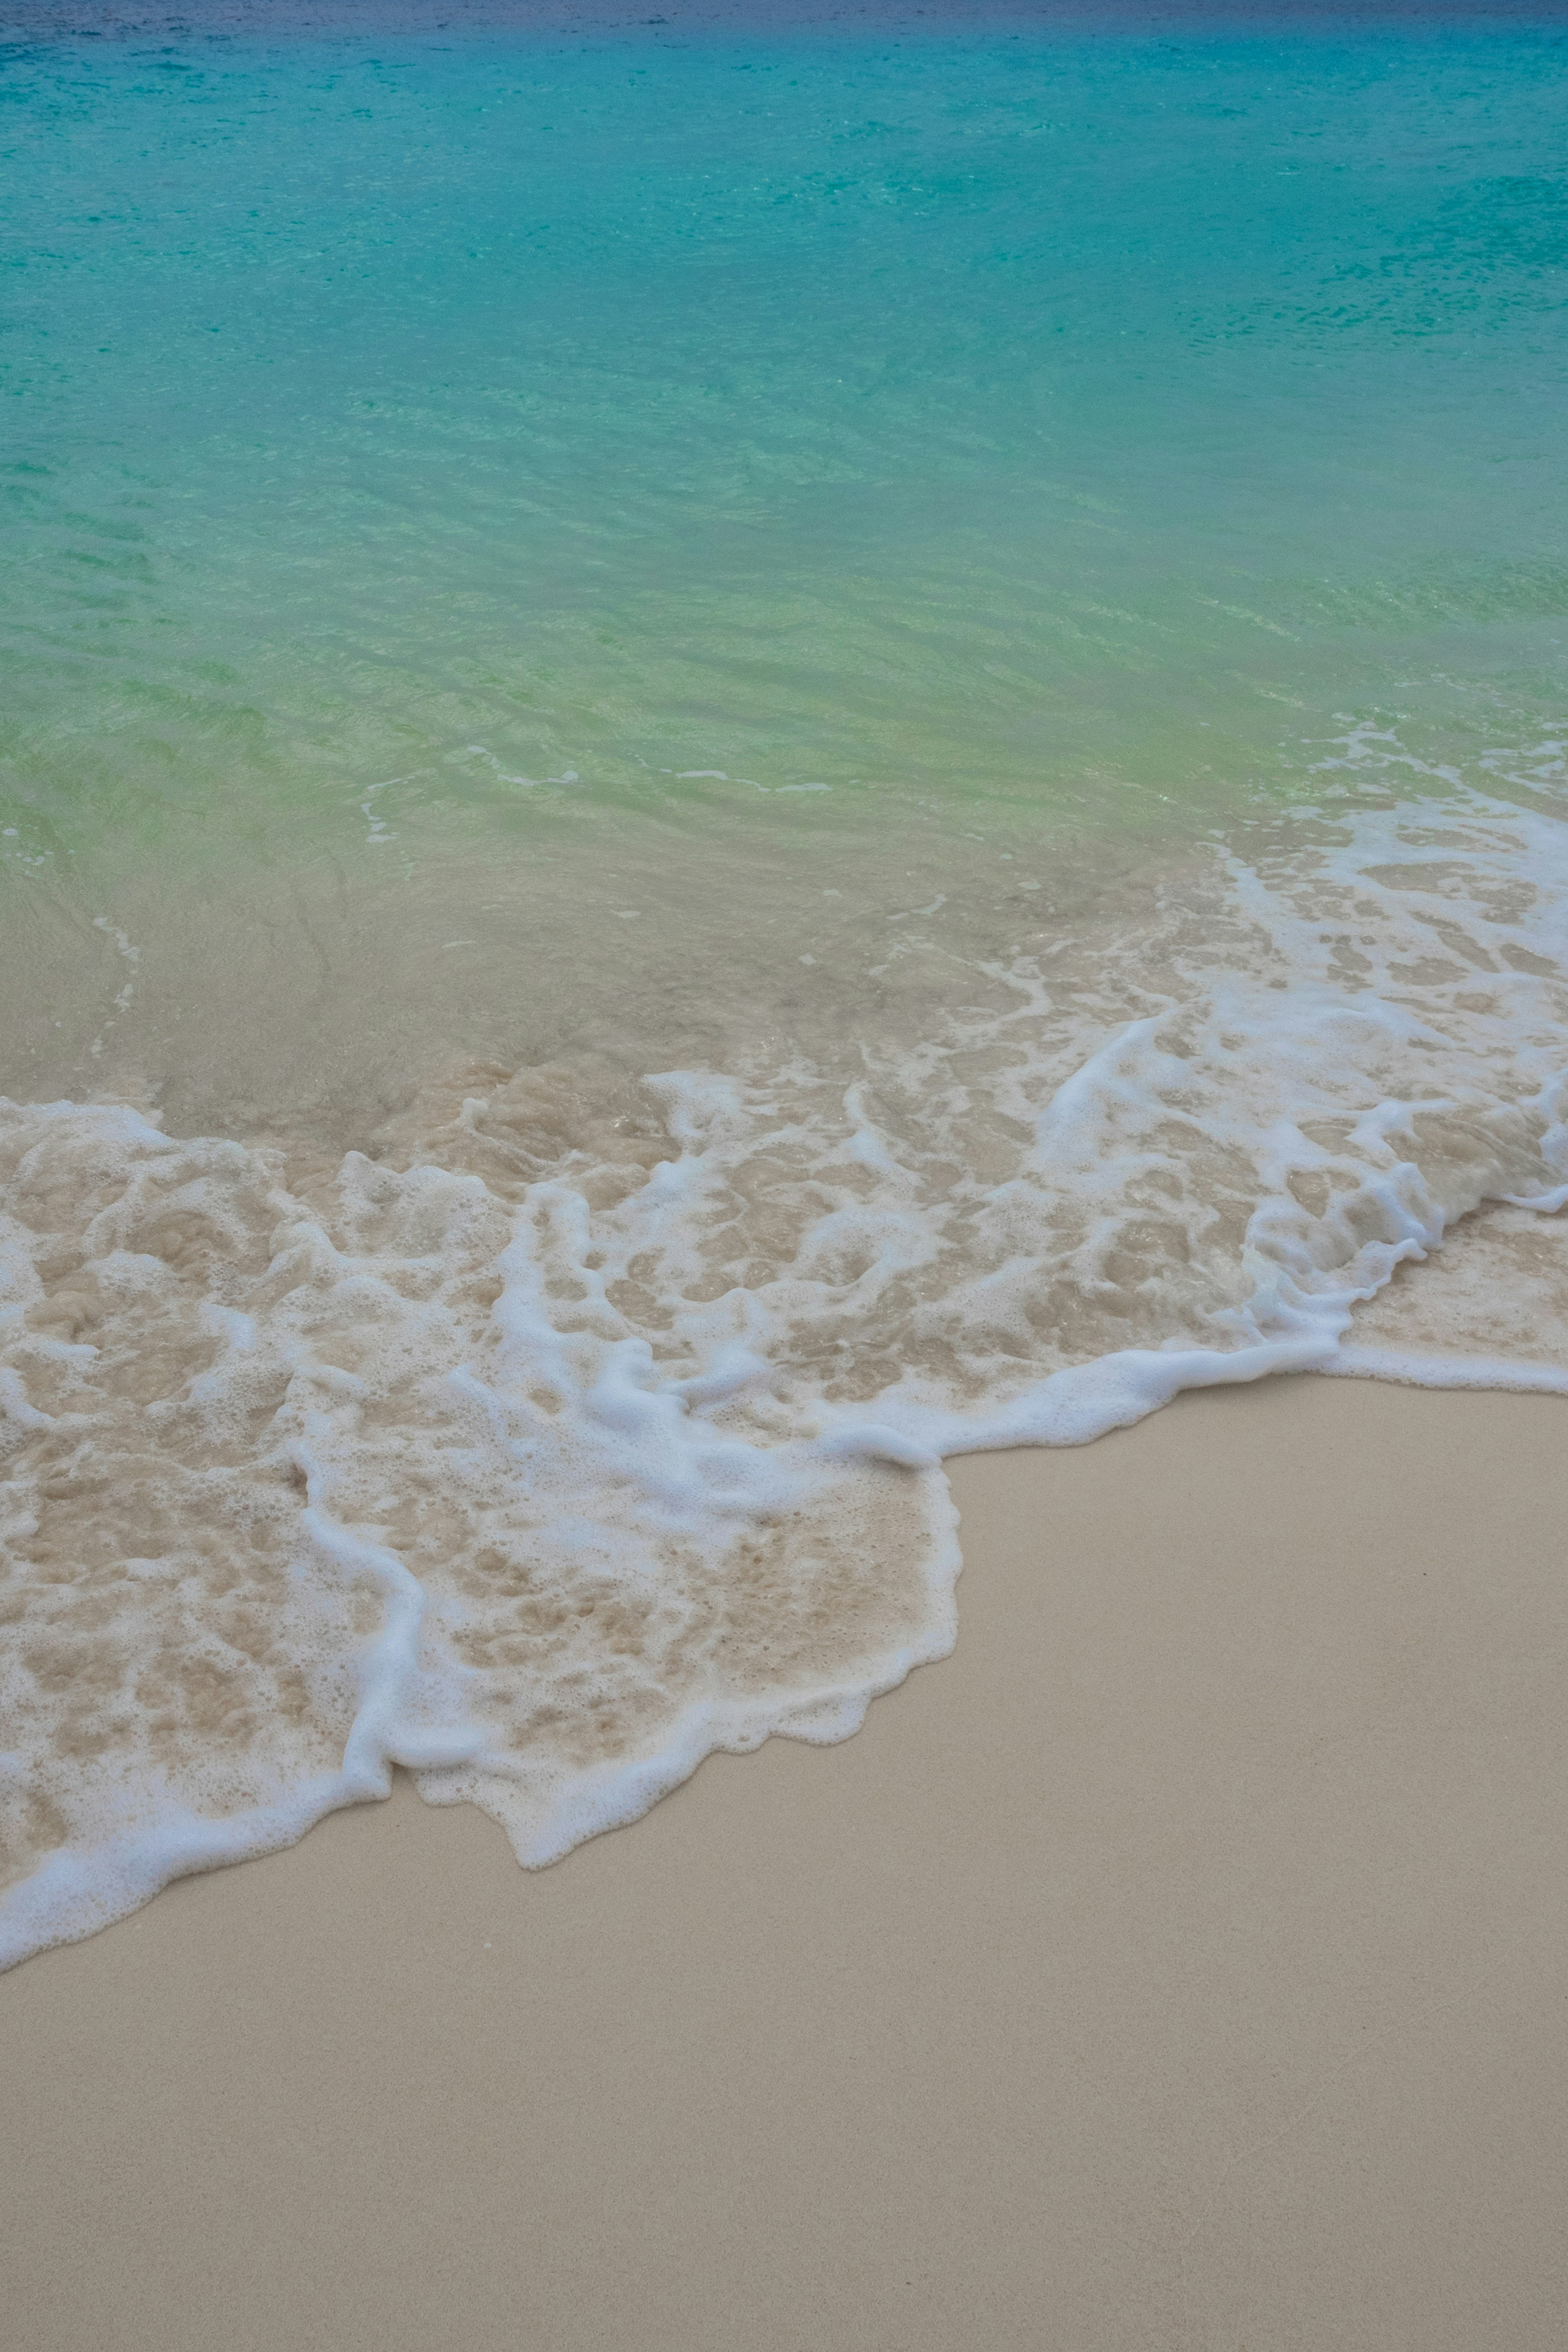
(3, 7, 1567, 1963)
(4, 14, 1565, 1097)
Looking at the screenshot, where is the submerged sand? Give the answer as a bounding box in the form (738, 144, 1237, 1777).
(5, 1374, 1567, 2350)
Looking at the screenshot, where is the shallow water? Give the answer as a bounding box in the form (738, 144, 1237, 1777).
(3, 5, 1566, 1963)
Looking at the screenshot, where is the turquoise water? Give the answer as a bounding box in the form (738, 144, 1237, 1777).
(4, 19, 1564, 874)
(6, 12, 1568, 1963)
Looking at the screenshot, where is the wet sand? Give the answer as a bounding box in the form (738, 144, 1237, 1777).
(5, 1373, 1567, 2350)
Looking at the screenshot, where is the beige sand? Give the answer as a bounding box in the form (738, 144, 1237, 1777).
(4, 1373, 1567, 2351)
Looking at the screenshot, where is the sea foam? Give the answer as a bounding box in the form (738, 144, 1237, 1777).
(4, 769, 1567, 1968)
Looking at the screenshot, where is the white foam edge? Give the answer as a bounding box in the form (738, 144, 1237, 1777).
(429, 1197, 1568, 1877)
(6, 1189, 1566, 1971)
(421, 1482, 963, 1870)
(0, 1474, 961, 1968)
(0, 1461, 487, 1972)
(815, 1181, 1568, 1465)
(0, 1769, 389, 1976)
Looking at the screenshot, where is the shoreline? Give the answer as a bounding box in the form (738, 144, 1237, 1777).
(6, 1373, 1566, 2349)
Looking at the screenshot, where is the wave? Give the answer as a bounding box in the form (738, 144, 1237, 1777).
(4, 751, 1567, 1967)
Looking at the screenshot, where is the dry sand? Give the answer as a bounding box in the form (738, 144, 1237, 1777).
(4, 1373, 1566, 2351)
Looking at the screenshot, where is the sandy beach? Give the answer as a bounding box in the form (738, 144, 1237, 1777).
(5, 1371, 1565, 2351)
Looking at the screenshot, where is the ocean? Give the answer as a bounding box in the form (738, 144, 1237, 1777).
(3, 1, 1566, 1964)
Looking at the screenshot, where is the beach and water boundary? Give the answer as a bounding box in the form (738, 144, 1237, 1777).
(3, 8, 1568, 2338)
(5, 759, 1568, 1968)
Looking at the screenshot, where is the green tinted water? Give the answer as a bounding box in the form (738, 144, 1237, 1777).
(1, 23, 1564, 1125)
